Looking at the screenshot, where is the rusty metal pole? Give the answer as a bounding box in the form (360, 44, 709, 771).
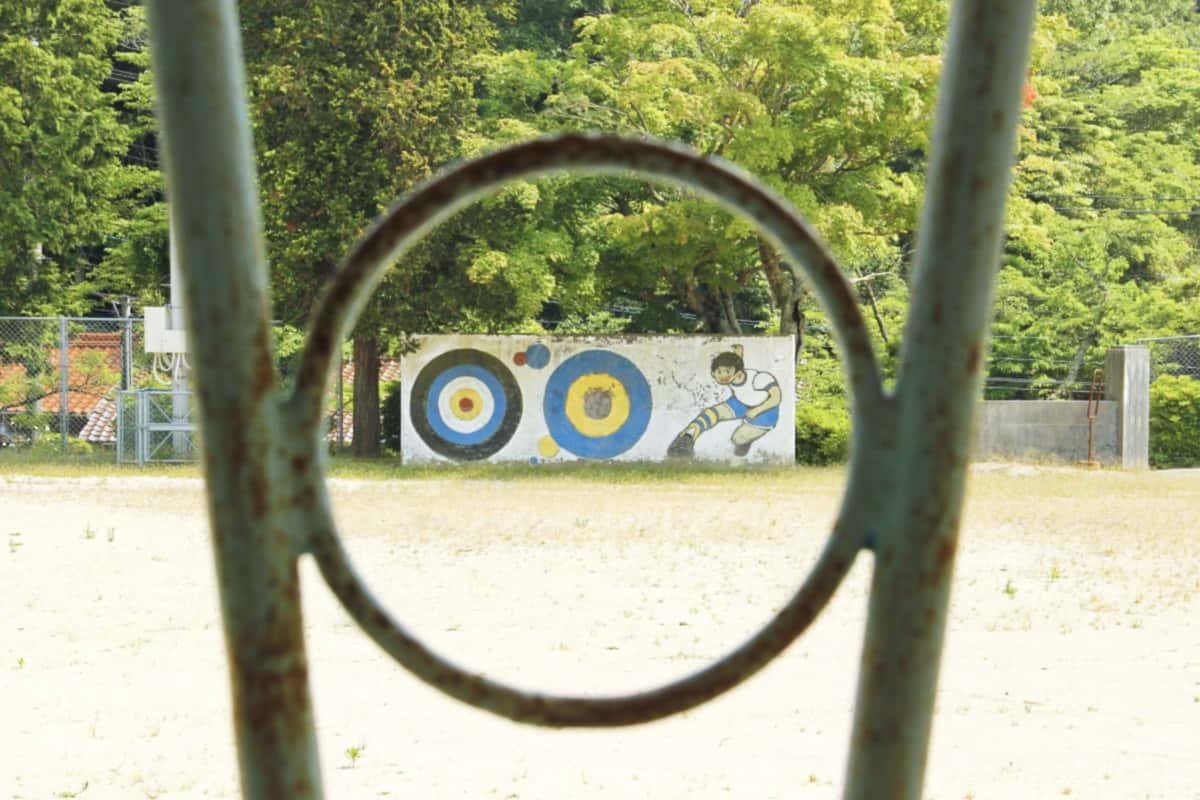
(145, 3, 323, 798)
(844, 2, 1036, 798)
(144, 0, 1038, 796)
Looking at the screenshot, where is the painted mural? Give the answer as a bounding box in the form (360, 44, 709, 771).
(667, 345, 782, 459)
(400, 335, 795, 464)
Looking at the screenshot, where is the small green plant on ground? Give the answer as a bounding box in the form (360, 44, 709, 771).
(1004, 579, 1017, 597)
(344, 744, 365, 768)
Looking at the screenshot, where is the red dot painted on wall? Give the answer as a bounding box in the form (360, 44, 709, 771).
(513, 352, 528, 366)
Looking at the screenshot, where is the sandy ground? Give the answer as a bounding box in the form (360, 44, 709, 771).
(1, 466, 1198, 799)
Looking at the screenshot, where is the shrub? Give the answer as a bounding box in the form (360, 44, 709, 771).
(794, 403, 850, 465)
(381, 379, 403, 453)
(1149, 375, 1200, 468)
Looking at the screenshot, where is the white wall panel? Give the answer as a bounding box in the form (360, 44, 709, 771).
(400, 335, 795, 464)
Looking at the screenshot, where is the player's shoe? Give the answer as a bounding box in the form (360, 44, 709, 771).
(667, 432, 696, 458)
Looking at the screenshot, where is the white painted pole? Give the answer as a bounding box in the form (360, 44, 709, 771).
(168, 208, 191, 457)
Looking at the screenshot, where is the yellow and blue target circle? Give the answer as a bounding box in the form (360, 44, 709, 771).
(411, 349, 523, 460)
(543, 350, 652, 459)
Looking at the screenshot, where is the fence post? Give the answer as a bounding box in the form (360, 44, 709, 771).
(1104, 345, 1150, 469)
(122, 297, 134, 391)
(146, 2, 323, 797)
(58, 316, 69, 451)
(337, 349, 344, 452)
(843, 2, 1036, 797)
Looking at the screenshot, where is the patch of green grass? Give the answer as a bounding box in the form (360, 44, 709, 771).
(0, 446, 198, 479)
(1, 446, 842, 487)
(322, 454, 838, 486)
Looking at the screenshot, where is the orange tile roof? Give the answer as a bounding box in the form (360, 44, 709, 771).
(1, 334, 122, 416)
(78, 396, 118, 443)
(38, 335, 122, 414)
(326, 357, 402, 443)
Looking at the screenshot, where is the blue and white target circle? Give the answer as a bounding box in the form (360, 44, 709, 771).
(543, 349, 652, 459)
(411, 349, 522, 460)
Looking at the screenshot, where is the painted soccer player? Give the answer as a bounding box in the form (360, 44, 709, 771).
(668, 345, 782, 458)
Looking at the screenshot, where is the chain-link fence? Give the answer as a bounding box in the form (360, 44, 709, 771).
(1137, 335, 1200, 382)
(1, 316, 356, 460)
(1135, 335, 1200, 468)
(0, 316, 151, 451)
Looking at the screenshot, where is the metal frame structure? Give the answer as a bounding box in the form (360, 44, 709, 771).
(116, 389, 197, 465)
(144, 1, 1036, 797)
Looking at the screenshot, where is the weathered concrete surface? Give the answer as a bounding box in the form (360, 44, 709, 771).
(975, 400, 1119, 464)
(1105, 346, 1151, 469)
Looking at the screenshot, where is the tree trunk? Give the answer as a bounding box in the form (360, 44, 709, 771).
(1051, 258, 1110, 399)
(351, 334, 381, 457)
(1051, 329, 1099, 399)
(758, 238, 805, 359)
(677, 271, 744, 334)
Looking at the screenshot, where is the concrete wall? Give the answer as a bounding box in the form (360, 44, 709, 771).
(1105, 346, 1150, 469)
(975, 346, 1150, 467)
(401, 334, 795, 465)
(975, 400, 1119, 464)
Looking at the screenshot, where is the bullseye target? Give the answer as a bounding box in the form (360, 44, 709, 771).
(544, 350, 652, 459)
(411, 349, 522, 460)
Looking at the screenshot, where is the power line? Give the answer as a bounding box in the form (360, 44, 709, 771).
(1026, 191, 1200, 203)
(1045, 205, 1200, 217)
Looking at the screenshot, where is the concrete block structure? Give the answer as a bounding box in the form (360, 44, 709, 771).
(974, 345, 1150, 468)
(1104, 345, 1150, 469)
(401, 335, 795, 465)
(976, 400, 1119, 464)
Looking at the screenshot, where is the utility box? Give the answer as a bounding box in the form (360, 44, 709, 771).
(143, 306, 187, 354)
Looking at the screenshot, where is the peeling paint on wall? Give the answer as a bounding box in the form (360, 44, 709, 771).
(400, 335, 796, 464)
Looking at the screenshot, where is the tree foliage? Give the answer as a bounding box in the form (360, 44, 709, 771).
(0, 0, 155, 315)
(241, 0, 513, 454)
(4, 0, 1200, 461)
(993, 4, 1200, 396)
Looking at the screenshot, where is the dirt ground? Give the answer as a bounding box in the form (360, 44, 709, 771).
(2, 465, 1198, 799)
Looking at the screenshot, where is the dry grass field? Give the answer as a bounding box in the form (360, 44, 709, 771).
(2, 464, 1198, 799)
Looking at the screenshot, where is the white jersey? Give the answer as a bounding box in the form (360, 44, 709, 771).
(729, 368, 777, 407)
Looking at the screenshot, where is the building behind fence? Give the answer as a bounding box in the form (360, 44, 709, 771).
(0, 316, 358, 460)
(0, 317, 144, 450)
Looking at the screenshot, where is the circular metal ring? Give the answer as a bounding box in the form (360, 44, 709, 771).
(294, 133, 886, 726)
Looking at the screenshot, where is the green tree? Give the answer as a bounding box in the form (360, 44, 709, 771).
(992, 8, 1200, 397)
(540, 0, 941, 361)
(0, 0, 154, 315)
(242, 0, 510, 456)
